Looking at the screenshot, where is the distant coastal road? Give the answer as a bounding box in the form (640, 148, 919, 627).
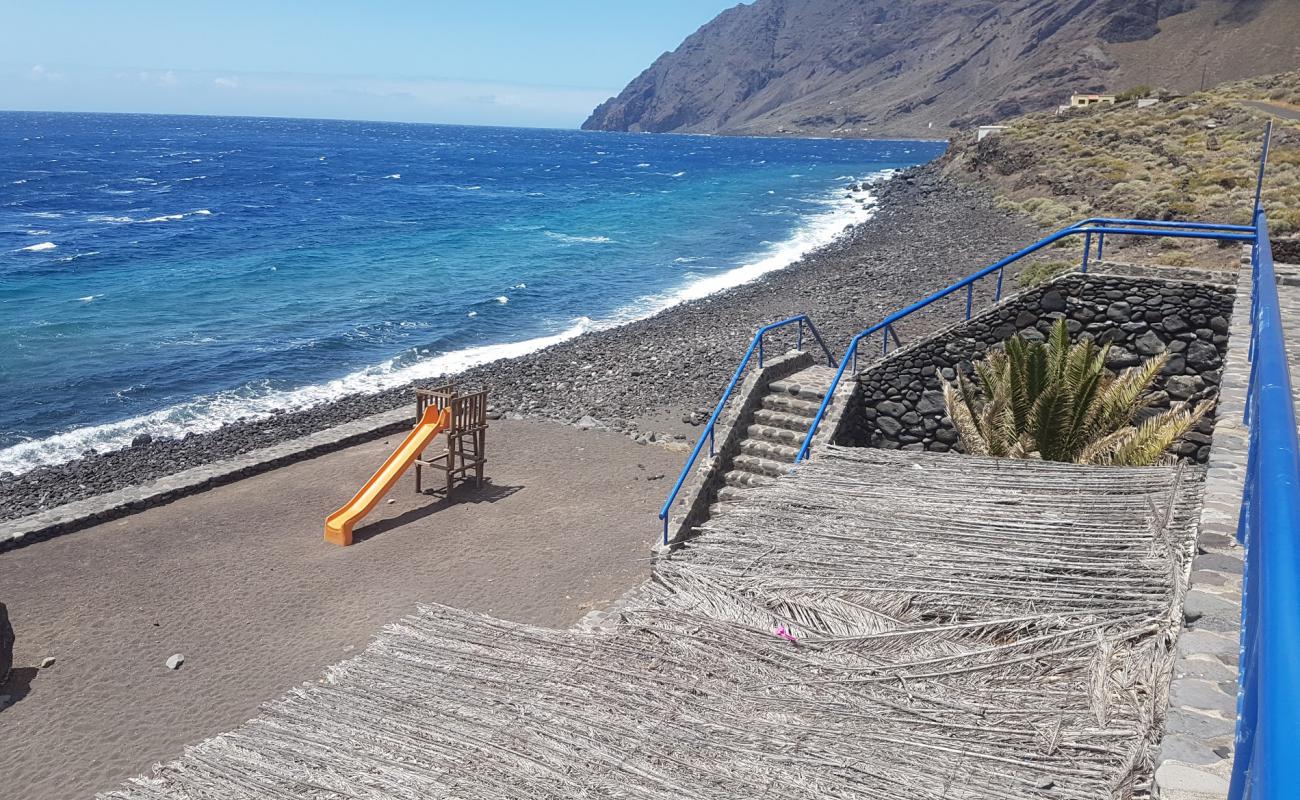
(1241, 100, 1300, 122)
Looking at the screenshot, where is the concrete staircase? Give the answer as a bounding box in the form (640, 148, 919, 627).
(710, 364, 838, 518)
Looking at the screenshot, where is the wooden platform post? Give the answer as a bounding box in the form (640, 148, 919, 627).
(413, 383, 488, 496)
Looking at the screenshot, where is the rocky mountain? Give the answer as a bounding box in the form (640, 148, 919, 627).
(583, 0, 1300, 138)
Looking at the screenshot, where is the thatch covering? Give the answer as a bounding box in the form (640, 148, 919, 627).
(102, 447, 1200, 800)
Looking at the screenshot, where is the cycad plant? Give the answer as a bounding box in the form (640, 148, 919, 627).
(941, 319, 1213, 466)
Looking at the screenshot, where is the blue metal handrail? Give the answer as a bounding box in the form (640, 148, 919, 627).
(658, 315, 835, 544)
(794, 219, 1255, 463)
(1231, 219, 1300, 796)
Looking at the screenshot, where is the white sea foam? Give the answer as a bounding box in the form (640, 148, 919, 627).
(79, 294, 102, 303)
(670, 171, 686, 178)
(609, 170, 892, 322)
(496, 296, 509, 304)
(139, 210, 210, 223)
(544, 231, 614, 244)
(25, 229, 51, 235)
(385, 173, 401, 179)
(19, 242, 57, 252)
(1, 170, 896, 476)
(0, 318, 594, 475)
(88, 215, 134, 223)
(28, 211, 62, 219)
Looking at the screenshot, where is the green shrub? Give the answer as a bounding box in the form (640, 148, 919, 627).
(1016, 260, 1075, 288)
(943, 320, 1212, 465)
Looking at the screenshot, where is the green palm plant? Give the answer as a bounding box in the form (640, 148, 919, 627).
(941, 319, 1213, 466)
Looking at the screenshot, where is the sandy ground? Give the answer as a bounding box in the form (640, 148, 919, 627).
(0, 419, 684, 800)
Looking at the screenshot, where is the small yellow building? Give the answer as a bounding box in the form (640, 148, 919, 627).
(1069, 93, 1117, 108)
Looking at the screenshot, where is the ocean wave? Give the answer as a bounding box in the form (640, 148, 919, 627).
(496, 296, 509, 304)
(27, 211, 62, 219)
(57, 251, 100, 264)
(544, 231, 614, 244)
(609, 170, 889, 321)
(139, 209, 211, 223)
(18, 242, 57, 252)
(88, 214, 134, 223)
(0, 318, 594, 475)
(385, 173, 401, 179)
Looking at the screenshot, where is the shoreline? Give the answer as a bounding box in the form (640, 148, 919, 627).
(0, 164, 1040, 523)
(0, 168, 897, 477)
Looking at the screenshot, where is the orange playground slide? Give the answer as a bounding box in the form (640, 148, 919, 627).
(324, 406, 451, 546)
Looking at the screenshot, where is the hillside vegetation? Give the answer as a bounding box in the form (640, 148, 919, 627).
(943, 71, 1300, 261)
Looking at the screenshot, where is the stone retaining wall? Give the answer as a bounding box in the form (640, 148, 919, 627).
(830, 270, 1236, 462)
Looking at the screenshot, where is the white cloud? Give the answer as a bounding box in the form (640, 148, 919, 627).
(213, 76, 239, 89)
(28, 64, 63, 82)
(126, 70, 181, 88)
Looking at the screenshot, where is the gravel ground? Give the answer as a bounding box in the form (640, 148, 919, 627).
(0, 164, 1040, 521)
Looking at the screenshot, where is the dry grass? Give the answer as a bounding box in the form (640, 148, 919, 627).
(944, 70, 1300, 266)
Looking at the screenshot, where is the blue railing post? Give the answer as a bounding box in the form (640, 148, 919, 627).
(995, 266, 1005, 302)
(1254, 120, 1273, 216)
(1082, 232, 1092, 273)
(965, 282, 974, 320)
(757, 337, 765, 368)
(797, 319, 804, 353)
(1097, 232, 1105, 261)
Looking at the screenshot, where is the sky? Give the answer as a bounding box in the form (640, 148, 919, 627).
(0, 1, 745, 128)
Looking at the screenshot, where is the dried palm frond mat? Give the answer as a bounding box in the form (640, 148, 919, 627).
(103, 447, 1201, 800)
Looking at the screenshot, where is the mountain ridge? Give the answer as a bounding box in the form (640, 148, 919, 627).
(583, 0, 1300, 138)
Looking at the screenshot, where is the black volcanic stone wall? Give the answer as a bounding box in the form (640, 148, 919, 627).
(833, 273, 1236, 463)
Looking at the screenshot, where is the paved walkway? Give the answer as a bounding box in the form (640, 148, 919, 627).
(101, 447, 1201, 800)
(0, 419, 683, 800)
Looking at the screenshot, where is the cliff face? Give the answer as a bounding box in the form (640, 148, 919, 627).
(582, 0, 1300, 138)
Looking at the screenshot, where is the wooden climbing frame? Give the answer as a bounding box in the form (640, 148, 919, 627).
(413, 383, 488, 496)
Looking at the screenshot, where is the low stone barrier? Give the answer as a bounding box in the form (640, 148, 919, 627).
(829, 269, 1236, 462)
(0, 407, 413, 552)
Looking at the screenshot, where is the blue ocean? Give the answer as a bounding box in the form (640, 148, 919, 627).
(0, 112, 943, 474)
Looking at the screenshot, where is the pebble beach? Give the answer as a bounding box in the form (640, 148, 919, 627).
(0, 164, 1040, 523)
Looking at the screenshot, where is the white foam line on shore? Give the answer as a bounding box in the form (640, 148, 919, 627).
(0, 170, 892, 476)
(0, 319, 593, 476)
(609, 169, 892, 323)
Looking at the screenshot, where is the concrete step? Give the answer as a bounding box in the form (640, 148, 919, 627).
(746, 423, 806, 447)
(717, 484, 761, 503)
(767, 364, 838, 401)
(751, 407, 814, 432)
(723, 468, 774, 489)
(739, 438, 801, 464)
(760, 393, 825, 418)
(733, 453, 794, 478)
(768, 378, 828, 402)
